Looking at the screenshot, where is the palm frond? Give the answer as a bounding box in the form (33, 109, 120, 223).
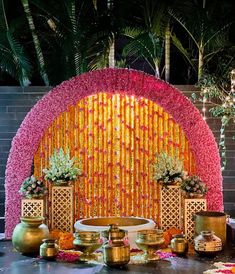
(123, 32, 163, 74)
(168, 9, 199, 48)
(0, 30, 31, 86)
(123, 32, 162, 60)
(171, 33, 196, 72)
(122, 27, 143, 38)
(203, 22, 232, 48)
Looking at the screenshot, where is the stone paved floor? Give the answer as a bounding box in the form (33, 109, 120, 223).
(1, 240, 235, 274)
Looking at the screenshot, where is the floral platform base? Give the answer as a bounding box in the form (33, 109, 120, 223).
(204, 262, 235, 273)
(45, 249, 176, 265)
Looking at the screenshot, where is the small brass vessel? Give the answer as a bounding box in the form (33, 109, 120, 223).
(73, 231, 102, 261)
(102, 224, 130, 267)
(40, 239, 59, 260)
(194, 230, 222, 257)
(194, 211, 227, 247)
(170, 234, 188, 256)
(135, 229, 165, 261)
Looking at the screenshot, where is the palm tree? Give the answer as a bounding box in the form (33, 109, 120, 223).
(29, 0, 95, 84)
(0, 0, 31, 86)
(164, 22, 171, 82)
(169, 1, 232, 81)
(122, 0, 175, 80)
(87, 0, 132, 70)
(122, 1, 163, 78)
(21, 0, 49, 85)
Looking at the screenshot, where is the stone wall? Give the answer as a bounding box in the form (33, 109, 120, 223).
(0, 85, 234, 232)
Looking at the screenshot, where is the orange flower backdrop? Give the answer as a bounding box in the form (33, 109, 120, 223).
(34, 93, 196, 223)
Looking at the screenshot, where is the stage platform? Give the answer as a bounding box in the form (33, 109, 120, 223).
(1, 240, 235, 274)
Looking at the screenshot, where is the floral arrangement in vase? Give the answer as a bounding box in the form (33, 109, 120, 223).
(19, 175, 47, 198)
(153, 152, 186, 187)
(43, 148, 82, 186)
(180, 175, 208, 198)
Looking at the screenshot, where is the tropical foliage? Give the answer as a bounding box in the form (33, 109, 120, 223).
(0, 0, 233, 86)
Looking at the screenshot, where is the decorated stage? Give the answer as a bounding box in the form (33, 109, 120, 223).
(5, 68, 222, 238)
(3, 68, 228, 271)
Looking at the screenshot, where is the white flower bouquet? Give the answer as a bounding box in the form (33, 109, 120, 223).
(43, 148, 82, 185)
(153, 152, 186, 186)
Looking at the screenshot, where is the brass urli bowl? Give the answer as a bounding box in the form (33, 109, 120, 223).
(135, 229, 165, 261)
(73, 231, 102, 261)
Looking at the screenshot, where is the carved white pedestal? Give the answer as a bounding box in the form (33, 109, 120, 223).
(184, 198, 207, 244)
(160, 185, 182, 231)
(21, 198, 44, 217)
(51, 185, 74, 233)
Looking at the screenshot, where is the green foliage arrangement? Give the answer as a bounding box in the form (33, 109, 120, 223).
(43, 148, 82, 185)
(181, 175, 208, 197)
(152, 152, 186, 186)
(19, 175, 47, 198)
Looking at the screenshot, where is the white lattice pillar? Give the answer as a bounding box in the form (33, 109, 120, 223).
(160, 185, 182, 231)
(184, 198, 207, 244)
(51, 185, 74, 233)
(21, 199, 44, 217)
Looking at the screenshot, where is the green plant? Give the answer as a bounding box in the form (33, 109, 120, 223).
(192, 69, 235, 169)
(169, 1, 232, 81)
(21, 0, 49, 85)
(122, 0, 169, 79)
(152, 152, 185, 186)
(19, 175, 47, 198)
(181, 175, 208, 197)
(43, 148, 82, 185)
(0, 0, 32, 86)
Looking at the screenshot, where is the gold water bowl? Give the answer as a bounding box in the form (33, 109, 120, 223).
(73, 231, 102, 261)
(74, 217, 156, 249)
(135, 229, 165, 261)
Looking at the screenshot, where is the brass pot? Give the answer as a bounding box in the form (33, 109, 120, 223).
(170, 234, 188, 256)
(135, 229, 165, 261)
(12, 217, 49, 254)
(102, 224, 130, 267)
(194, 230, 222, 257)
(73, 231, 102, 261)
(194, 211, 227, 246)
(40, 239, 59, 260)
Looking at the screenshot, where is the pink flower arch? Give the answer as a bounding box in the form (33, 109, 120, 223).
(5, 68, 223, 238)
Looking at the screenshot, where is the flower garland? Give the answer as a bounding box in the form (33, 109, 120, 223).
(5, 68, 222, 238)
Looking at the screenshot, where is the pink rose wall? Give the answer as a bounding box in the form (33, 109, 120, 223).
(5, 68, 223, 238)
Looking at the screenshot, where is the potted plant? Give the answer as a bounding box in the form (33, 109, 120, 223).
(19, 175, 47, 199)
(152, 152, 186, 187)
(43, 148, 82, 186)
(180, 175, 208, 198)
